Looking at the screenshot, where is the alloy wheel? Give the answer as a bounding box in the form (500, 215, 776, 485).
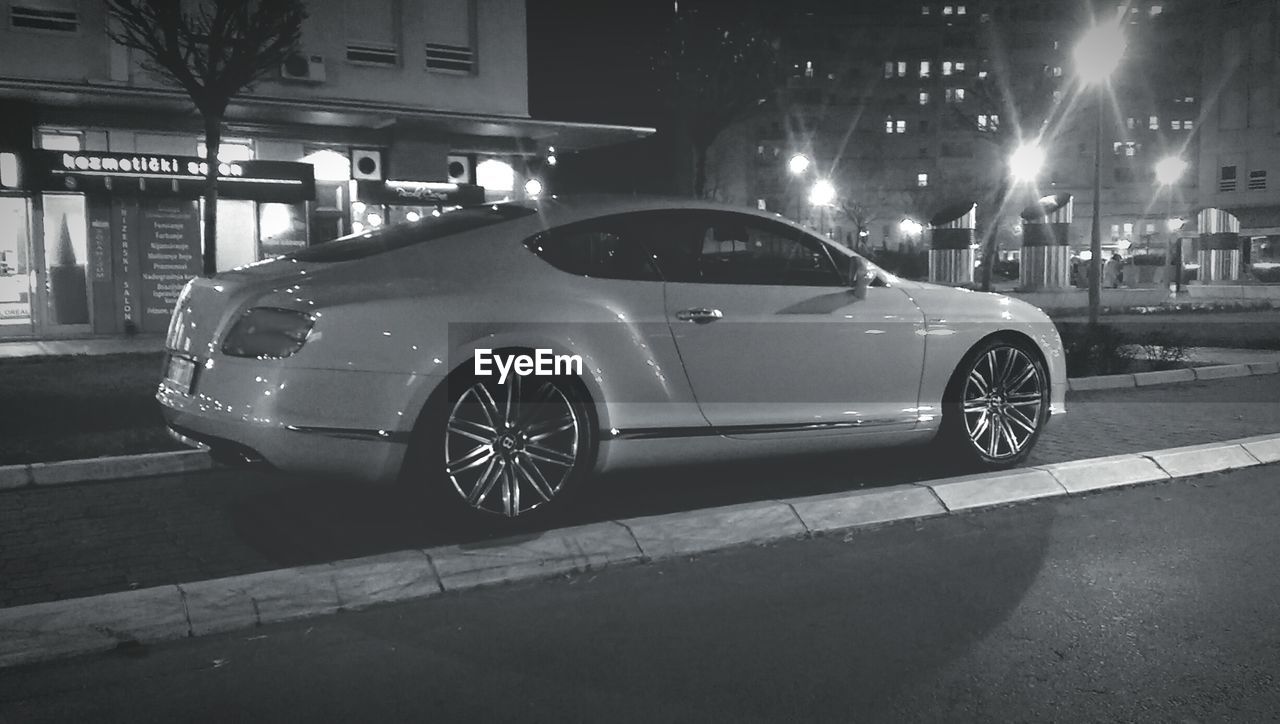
(444, 376, 582, 518)
(960, 345, 1045, 461)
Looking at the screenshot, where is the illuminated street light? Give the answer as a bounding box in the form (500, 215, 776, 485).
(1075, 21, 1126, 327)
(808, 179, 836, 206)
(1073, 22, 1126, 86)
(899, 218, 923, 236)
(788, 153, 811, 176)
(1155, 156, 1188, 186)
(1167, 217, 1186, 232)
(524, 178, 544, 198)
(1009, 143, 1045, 182)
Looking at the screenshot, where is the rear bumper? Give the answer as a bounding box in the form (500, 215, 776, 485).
(158, 355, 440, 483)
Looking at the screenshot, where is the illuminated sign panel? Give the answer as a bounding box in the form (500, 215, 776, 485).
(24, 150, 315, 203)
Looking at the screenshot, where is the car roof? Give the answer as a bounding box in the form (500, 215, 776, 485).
(511, 194, 810, 231)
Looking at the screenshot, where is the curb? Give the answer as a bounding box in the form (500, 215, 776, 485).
(3, 432, 1278, 670)
(1066, 359, 1280, 392)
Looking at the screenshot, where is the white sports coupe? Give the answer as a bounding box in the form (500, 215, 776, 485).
(159, 196, 1066, 520)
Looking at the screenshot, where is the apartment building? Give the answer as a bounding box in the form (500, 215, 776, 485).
(0, 0, 652, 338)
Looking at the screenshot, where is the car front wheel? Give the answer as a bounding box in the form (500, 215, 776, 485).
(939, 338, 1049, 469)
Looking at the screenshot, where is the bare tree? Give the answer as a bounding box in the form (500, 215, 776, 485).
(655, 6, 778, 198)
(106, 0, 306, 275)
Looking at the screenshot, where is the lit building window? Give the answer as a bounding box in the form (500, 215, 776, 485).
(1149, 115, 1159, 130)
(945, 88, 965, 102)
(942, 61, 953, 75)
(898, 120, 907, 133)
(919, 60, 931, 78)
(919, 91, 930, 105)
(1123, 222, 1134, 236)
(956, 5, 966, 14)
(1150, 4, 1163, 15)
(885, 61, 895, 78)
(1171, 120, 1182, 130)
(1126, 117, 1137, 129)
(885, 116, 896, 134)
(977, 70, 988, 79)
(897, 61, 908, 76)
(917, 172, 929, 187)
(943, 5, 954, 14)
(921, 4, 931, 14)
(977, 114, 998, 130)
(1110, 224, 1120, 238)
(955, 61, 966, 73)
(1184, 119, 1195, 130)
(1052, 66, 1062, 77)
(805, 60, 814, 78)
(1145, 223, 1156, 234)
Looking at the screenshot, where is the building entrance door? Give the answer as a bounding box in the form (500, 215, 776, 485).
(0, 196, 35, 337)
(38, 193, 92, 335)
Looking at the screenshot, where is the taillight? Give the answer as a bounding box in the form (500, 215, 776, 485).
(221, 308, 315, 359)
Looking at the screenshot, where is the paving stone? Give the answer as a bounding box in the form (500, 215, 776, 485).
(0, 586, 188, 668)
(1146, 441, 1263, 478)
(1193, 364, 1253, 381)
(1133, 368, 1197, 386)
(785, 485, 945, 533)
(1040, 453, 1173, 493)
(923, 469, 1066, 511)
(430, 522, 642, 591)
(620, 501, 807, 560)
(1068, 374, 1135, 391)
(1238, 434, 1280, 464)
(181, 566, 342, 636)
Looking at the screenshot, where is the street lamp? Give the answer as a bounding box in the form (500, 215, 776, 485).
(808, 179, 836, 235)
(1009, 143, 1045, 183)
(524, 177, 544, 199)
(788, 153, 811, 176)
(1155, 155, 1188, 294)
(900, 218, 923, 251)
(1074, 21, 1126, 327)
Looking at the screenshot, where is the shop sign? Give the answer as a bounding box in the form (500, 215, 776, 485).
(355, 180, 485, 207)
(24, 150, 315, 203)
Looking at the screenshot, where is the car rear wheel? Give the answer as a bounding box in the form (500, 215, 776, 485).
(408, 370, 595, 522)
(939, 338, 1049, 469)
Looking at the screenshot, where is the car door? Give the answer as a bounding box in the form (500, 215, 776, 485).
(639, 209, 926, 435)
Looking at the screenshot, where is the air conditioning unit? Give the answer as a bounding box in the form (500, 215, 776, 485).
(447, 155, 473, 184)
(351, 149, 383, 181)
(281, 52, 326, 83)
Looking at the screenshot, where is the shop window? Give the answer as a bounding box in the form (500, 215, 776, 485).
(212, 200, 258, 271)
(198, 140, 253, 162)
(42, 194, 90, 326)
(424, 0, 475, 74)
(346, 0, 399, 66)
(10, 2, 78, 33)
(0, 198, 33, 328)
(39, 132, 82, 151)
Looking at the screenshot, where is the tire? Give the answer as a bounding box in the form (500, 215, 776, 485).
(937, 337, 1050, 469)
(403, 367, 596, 524)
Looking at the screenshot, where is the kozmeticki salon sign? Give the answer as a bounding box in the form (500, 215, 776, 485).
(23, 150, 315, 203)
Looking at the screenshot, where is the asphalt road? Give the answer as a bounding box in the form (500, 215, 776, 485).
(4, 464, 1280, 722)
(3, 375, 1280, 609)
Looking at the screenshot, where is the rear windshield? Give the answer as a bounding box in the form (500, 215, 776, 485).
(290, 204, 538, 263)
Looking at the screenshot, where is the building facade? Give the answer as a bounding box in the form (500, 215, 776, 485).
(1195, 0, 1280, 274)
(707, 0, 1203, 266)
(0, 0, 652, 338)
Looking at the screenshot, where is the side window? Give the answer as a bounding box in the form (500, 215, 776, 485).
(526, 219, 661, 281)
(641, 211, 843, 286)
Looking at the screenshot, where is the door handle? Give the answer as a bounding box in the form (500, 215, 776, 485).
(675, 308, 723, 323)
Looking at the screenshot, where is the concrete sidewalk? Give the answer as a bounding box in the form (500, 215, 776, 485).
(0, 336, 164, 359)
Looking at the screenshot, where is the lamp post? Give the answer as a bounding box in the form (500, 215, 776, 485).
(788, 153, 812, 224)
(1154, 155, 1188, 295)
(809, 179, 836, 235)
(1074, 22, 1126, 327)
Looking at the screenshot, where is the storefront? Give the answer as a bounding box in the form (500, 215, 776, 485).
(0, 148, 314, 338)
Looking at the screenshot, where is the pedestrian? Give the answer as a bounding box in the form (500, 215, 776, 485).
(1105, 253, 1122, 288)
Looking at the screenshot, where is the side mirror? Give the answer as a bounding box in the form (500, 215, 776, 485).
(850, 258, 872, 300)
